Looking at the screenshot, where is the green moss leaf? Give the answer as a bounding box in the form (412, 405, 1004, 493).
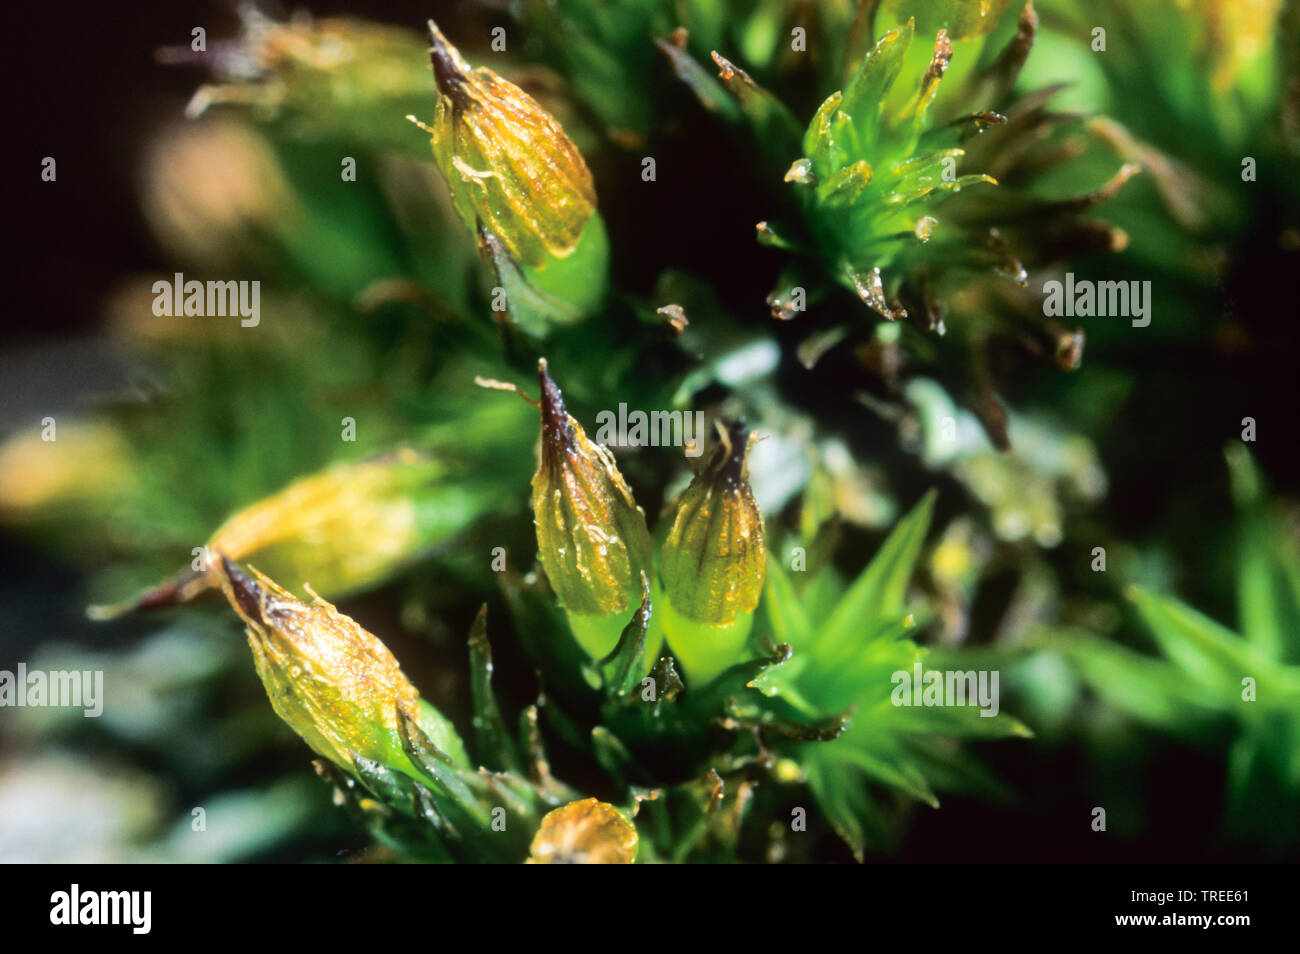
(820, 489, 936, 655)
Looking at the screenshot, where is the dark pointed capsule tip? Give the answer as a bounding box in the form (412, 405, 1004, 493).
(695, 423, 751, 491)
(427, 20, 470, 98)
(538, 358, 560, 406)
(537, 359, 574, 455)
(218, 553, 265, 622)
(711, 421, 750, 484)
(215, 550, 241, 581)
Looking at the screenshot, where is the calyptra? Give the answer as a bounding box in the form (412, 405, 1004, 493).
(530, 360, 656, 660)
(658, 422, 766, 683)
(416, 20, 609, 327)
(208, 552, 467, 780)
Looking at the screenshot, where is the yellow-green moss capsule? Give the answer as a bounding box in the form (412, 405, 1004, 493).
(527, 798, 638, 864)
(531, 360, 657, 661)
(420, 20, 608, 327)
(659, 423, 766, 684)
(206, 450, 451, 598)
(89, 451, 468, 620)
(209, 553, 467, 779)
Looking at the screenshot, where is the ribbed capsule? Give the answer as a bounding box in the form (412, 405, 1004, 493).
(530, 360, 653, 619)
(527, 798, 638, 864)
(208, 553, 460, 775)
(424, 20, 597, 269)
(88, 451, 458, 620)
(206, 450, 443, 598)
(660, 423, 766, 626)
